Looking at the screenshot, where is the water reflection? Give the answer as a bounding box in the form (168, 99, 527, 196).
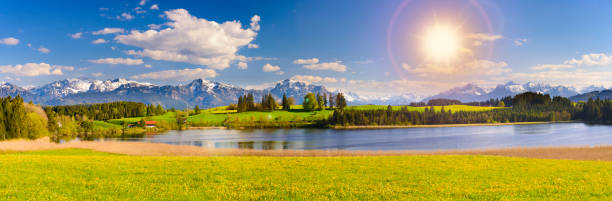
(63, 123, 612, 151)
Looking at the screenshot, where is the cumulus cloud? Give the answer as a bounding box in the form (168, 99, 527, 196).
(92, 38, 108, 44)
(262, 63, 280, 72)
(130, 68, 217, 81)
(565, 53, 612, 66)
(250, 15, 261, 31)
(0, 37, 19, 45)
(88, 58, 144, 65)
(115, 9, 260, 70)
(134, 7, 146, 14)
(0, 63, 73, 76)
(139, 0, 147, 6)
(531, 53, 612, 71)
(247, 44, 259, 48)
(144, 64, 152, 68)
(290, 75, 339, 84)
(150, 4, 159, 10)
(293, 58, 319, 65)
(147, 24, 162, 29)
(69, 32, 83, 39)
(237, 62, 247, 69)
(304, 61, 347, 72)
(93, 28, 125, 35)
(117, 12, 134, 20)
(37, 46, 50, 54)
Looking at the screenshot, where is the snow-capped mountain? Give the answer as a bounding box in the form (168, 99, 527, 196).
(423, 83, 487, 102)
(580, 85, 607, 93)
(343, 91, 422, 105)
(0, 78, 335, 109)
(424, 82, 581, 102)
(30, 78, 151, 98)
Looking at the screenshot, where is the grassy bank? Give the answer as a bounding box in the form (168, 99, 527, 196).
(0, 149, 610, 200)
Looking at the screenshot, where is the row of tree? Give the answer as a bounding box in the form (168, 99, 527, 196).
(236, 92, 347, 112)
(329, 92, 577, 126)
(303, 93, 347, 111)
(47, 102, 165, 121)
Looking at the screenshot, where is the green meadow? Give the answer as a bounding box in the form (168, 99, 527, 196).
(0, 149, 610, 200)
(93, 104, 505, 130)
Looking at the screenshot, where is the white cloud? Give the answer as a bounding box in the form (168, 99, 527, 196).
(514, 38, 527, 46)
(0, 63, 73, 76)
(237, 62, 247, 69)
(144, 64, 152, 68)
(405, 59, 509, 78)
(93, 28, 125, 35)
(69, 32, 83, 39)
(250, 15, 261, 31)
(304, 61, 347, 72)
(0, 37, 19, 45)
(276, 71, 284, 75)
(139, 0, 147, 6)
(134, 7, 146, 14)
(92, 38, 108, 44)
(91, 72, 104, 77)
(467, 33, 503, 41)
(531, 53, 612, 71)
(293, 58, 319, 65)
(531, 64, 573, 70)
(130, 68, 217, 81)
(88, 57, 144, 65)
(147, 24, 162, 29)
(247, 43, 259, 48)
(262, 63, 280, 72)
(115, 9, 260, 70)
(117, 12, 134, 20)
(150, 4, 159, 10)
(565, 53, 612, 66)
(290, 75, 339, 84)
(37, 46, 50, 54)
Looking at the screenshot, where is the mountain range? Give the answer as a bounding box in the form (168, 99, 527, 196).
(1, 78, 609, 108)
(0, 78, 419, 109)
(424, 81, 609, 103)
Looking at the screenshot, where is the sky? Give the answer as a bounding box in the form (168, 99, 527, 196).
(1, 0, 612, 97)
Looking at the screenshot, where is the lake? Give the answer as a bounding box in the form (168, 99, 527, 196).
(90, 123, 612, 151)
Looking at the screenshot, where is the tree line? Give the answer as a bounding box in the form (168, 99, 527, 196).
(329, 92, 576, 126)
(235, 92, 347, 112)
(46, 102, 165, 121)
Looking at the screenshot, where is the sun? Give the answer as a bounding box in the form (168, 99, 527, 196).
(422, 24, 461, 62)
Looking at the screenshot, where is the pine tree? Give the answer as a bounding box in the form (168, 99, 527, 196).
(194, 105, 200, 114)
(282, 93, 289, 110)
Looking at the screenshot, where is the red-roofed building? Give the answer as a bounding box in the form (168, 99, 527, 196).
(145, 121, 157, 128)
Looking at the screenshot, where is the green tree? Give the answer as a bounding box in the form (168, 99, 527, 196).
(303, 93, 317, 111)
(194, 105, 200, 115)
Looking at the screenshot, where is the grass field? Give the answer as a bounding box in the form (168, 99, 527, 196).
(93, 104, 506, 130)
(0, 149, 610, 200)
(346, 105, 507, 112)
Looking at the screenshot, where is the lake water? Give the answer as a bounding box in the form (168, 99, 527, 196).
(92, 123, 612, 151)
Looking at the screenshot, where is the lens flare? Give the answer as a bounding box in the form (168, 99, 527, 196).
(422, 24, 461, 61)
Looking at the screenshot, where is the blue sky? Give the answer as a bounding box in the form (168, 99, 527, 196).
(1, 0, 612, 97)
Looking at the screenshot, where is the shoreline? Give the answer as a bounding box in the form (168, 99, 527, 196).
(332, 121, 567, 129)
(1, 137, 611, 161)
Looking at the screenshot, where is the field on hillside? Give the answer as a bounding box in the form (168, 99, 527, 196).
(347, 105, 507, 112)
(0, 149, 610, 200)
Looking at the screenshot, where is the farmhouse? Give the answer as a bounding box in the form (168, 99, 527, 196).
(145, 121, 157, 128)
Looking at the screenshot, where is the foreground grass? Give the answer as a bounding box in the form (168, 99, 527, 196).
(1, 149, 610, 200)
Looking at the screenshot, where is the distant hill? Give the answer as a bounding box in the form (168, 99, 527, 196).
(569, 90, 612, 102)
(424, 82, 581, 102)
